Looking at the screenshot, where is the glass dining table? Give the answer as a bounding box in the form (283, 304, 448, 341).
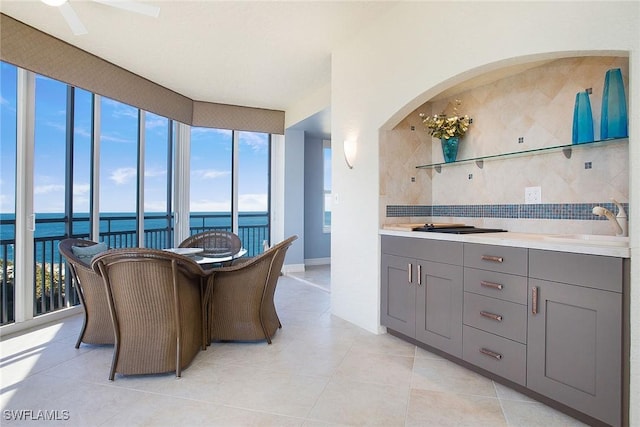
(163, 247, 248, 266)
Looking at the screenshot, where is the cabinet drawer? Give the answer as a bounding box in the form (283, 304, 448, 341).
(464, 243, 527, 275)
(464, 267, 527, 304)
(529, 249, 622, 292)
(463, 292, 527, 344)
(463, 325, 526, 386)
(382, 236, 463, 265)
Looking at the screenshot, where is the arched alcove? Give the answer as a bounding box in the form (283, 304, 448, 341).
(380, 54, 629, 235)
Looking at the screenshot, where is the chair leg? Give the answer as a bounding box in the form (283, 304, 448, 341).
(109, 344, 119, 381)
(75, 312, 89, 349)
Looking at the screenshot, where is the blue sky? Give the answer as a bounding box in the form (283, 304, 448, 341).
(0, 61, 269, 215)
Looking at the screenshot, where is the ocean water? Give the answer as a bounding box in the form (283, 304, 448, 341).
(0, 212, 269, 263)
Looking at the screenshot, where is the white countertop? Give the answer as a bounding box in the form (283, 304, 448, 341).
(379, 229, 630, 258)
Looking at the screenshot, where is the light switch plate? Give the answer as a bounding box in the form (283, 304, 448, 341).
(525, 186, 542, 204)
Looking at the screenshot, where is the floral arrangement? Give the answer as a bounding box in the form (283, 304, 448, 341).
(420, 100, 471, 140)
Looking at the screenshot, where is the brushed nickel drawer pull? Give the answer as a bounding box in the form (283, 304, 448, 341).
(480, 311, 503, 322)
(408, 263, 413, 284)
(481, 255, 504, 263)
(479, 348, 503, 360)
(480, 280, 503, 290)
(532, 286, 538, 314)
(417, 264, 422, 286)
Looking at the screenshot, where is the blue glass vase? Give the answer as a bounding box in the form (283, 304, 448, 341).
(572, 91, 594, 144)
(600, 68, 628, 139)
(440, 136, 459, 163)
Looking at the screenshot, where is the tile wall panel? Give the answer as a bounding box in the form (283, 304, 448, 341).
(380, 56, 630, 234)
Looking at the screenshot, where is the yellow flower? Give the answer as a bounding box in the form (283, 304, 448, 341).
(420, 100, 471, 140)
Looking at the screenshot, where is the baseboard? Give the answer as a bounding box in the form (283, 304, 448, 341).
(282, 263, 305, 274)
(304, 257, 331, 266)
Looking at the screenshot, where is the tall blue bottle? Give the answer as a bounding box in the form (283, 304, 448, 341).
(572, 91, 594, 144)
(600, 68, 628, 139)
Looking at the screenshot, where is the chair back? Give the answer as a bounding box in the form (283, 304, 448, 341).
(179, 230, 242, 257)
(58, 238, 114, 347)
(92, 248, 205, 379)
(207, 235, 297, 343)
(261, 234, 297, 318)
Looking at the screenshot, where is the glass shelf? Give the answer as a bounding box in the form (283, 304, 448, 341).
(415, 137, 628, 171)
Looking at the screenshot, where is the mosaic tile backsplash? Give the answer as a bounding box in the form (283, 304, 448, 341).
(380, 56, 630, 235)
(387, 202, 629, 221)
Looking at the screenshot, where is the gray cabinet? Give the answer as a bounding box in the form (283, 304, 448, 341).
(380, 253, 416, 337)
(381, 236, 463, 357)
(528, 250, 623, 427)
(416, 260, 463, 357)
(462, 243, 528, 385)
(380, 236, 625, 426)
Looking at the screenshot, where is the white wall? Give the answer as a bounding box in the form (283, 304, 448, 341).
(330, 1, 639, 423)
(283, 129, 305, 272)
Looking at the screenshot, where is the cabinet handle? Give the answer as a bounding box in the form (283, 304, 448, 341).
(480, 280, 503, 290)
(417, 264, 422, 286)
(481, 255, 504, 263)
(480, 311, 503, 322)
(479, 348, 503, 360)
(532, 286, 538, 314)
(408, 263, 412, 284)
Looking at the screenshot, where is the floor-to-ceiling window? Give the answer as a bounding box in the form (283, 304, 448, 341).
(189, 128, 271, 256)
(72, 88, 94, 238)
(32, 75, 71, 315)
(0, 62, 18, 324)
(189, 127, 233, 231)
(237, 131, 270, 254)
(143, 112, 172, 248)
(0, 60, 275, 328)
(99, 97, 139, 248)
(323, 140, 332, 232)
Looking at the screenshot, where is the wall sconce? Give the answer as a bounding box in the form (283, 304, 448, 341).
(343, 139, 357, 169)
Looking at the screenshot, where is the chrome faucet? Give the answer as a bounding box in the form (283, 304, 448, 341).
(592, 199, 628, 237)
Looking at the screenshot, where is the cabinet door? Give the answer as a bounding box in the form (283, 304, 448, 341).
(527, 279, 621, 427)
(416, 261, 463, 357)
(381, 254, 416, 337)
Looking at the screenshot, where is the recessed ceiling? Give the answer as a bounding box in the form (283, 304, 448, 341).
(0, 1, 393, 113)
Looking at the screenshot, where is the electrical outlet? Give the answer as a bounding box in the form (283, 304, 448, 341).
(525, 186, 542, 204)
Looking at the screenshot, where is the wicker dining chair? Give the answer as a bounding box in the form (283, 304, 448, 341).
(207, 235, 297, 344)
(179, 230, 242, 259)
(58, 238, 113, 348)
(92, 248, 210, 380)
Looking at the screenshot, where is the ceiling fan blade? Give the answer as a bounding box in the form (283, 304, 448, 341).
(91, 0, 160, 18)
(59, 2, 88, 35)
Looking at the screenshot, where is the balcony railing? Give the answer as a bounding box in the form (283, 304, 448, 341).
(0, 212, 269, 326)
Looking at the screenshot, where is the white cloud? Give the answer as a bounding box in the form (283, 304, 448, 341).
(103, 98, 138, 119)
(190, 193, 267, 212)
(191, 127, 232, 138)
(74, 126, 91, 138)
(144, 200, 168, 212)
(110, 167, 137, 184)
(190, 199, 231, 212)
(46, 121, 66, 132)
(145, 116, 168, 130)
(73, 183, 90, 195)
(240, 132, 268, 152)
(238, 193, 268, 211)
(101, 134, 134, 144)
(193, 169, 231, 179)
(34, 184, 65, 195)
(145, 168, 166, 178)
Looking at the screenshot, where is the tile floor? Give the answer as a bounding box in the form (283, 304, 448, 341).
(0, 265, 587, 426)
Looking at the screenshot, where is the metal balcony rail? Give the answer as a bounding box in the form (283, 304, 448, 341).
(0, 213, 269, 326)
